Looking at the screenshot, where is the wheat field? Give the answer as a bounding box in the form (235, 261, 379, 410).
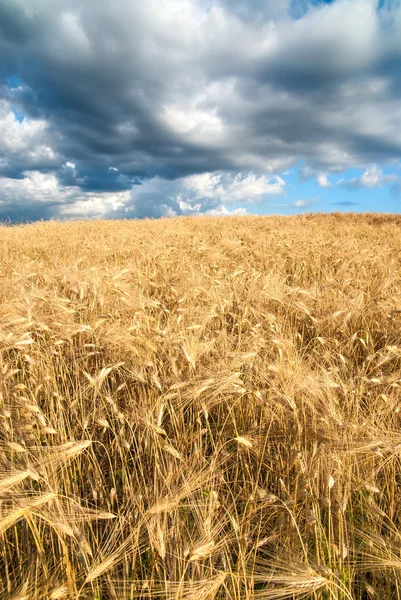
(1, 213, 401, 599)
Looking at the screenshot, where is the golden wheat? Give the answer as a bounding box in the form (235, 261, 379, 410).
(1, 213, 401, 598)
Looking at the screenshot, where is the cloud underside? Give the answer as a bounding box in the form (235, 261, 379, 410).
(0, 0, 401, 218)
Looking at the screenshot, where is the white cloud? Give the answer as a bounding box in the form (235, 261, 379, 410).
(0, 170, 132, 221)
(59, 191, 130, 218)
(292, 197, 319, 209)
(206, 205, 247, 216)
(0, 100, 59, 175)
(299, 165, 316, 182)
(122, 171, 285, 219)
(338, 165, 399, 190)
(316, 173, 331, 188)
(163, 105, 223, 139)
(185, 172, 285, 203)
(0, 101, 46, 153)
(0, 171, 68, 205)
(300, 166, 331, 188)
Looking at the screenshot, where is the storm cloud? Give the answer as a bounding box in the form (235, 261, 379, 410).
(0, 0, 401, 219)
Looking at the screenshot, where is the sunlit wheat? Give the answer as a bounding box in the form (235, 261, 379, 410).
(1, 213, 401, 598)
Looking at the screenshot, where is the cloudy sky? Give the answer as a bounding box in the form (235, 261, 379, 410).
(0, 0, 401, 221)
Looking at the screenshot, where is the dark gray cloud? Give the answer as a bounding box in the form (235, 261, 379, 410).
(0, 0, 401, 219)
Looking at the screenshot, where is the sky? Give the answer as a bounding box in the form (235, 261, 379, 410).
(0, 0, 401, 221)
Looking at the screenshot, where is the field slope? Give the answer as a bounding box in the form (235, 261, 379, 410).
(1, 214, 401, 599)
